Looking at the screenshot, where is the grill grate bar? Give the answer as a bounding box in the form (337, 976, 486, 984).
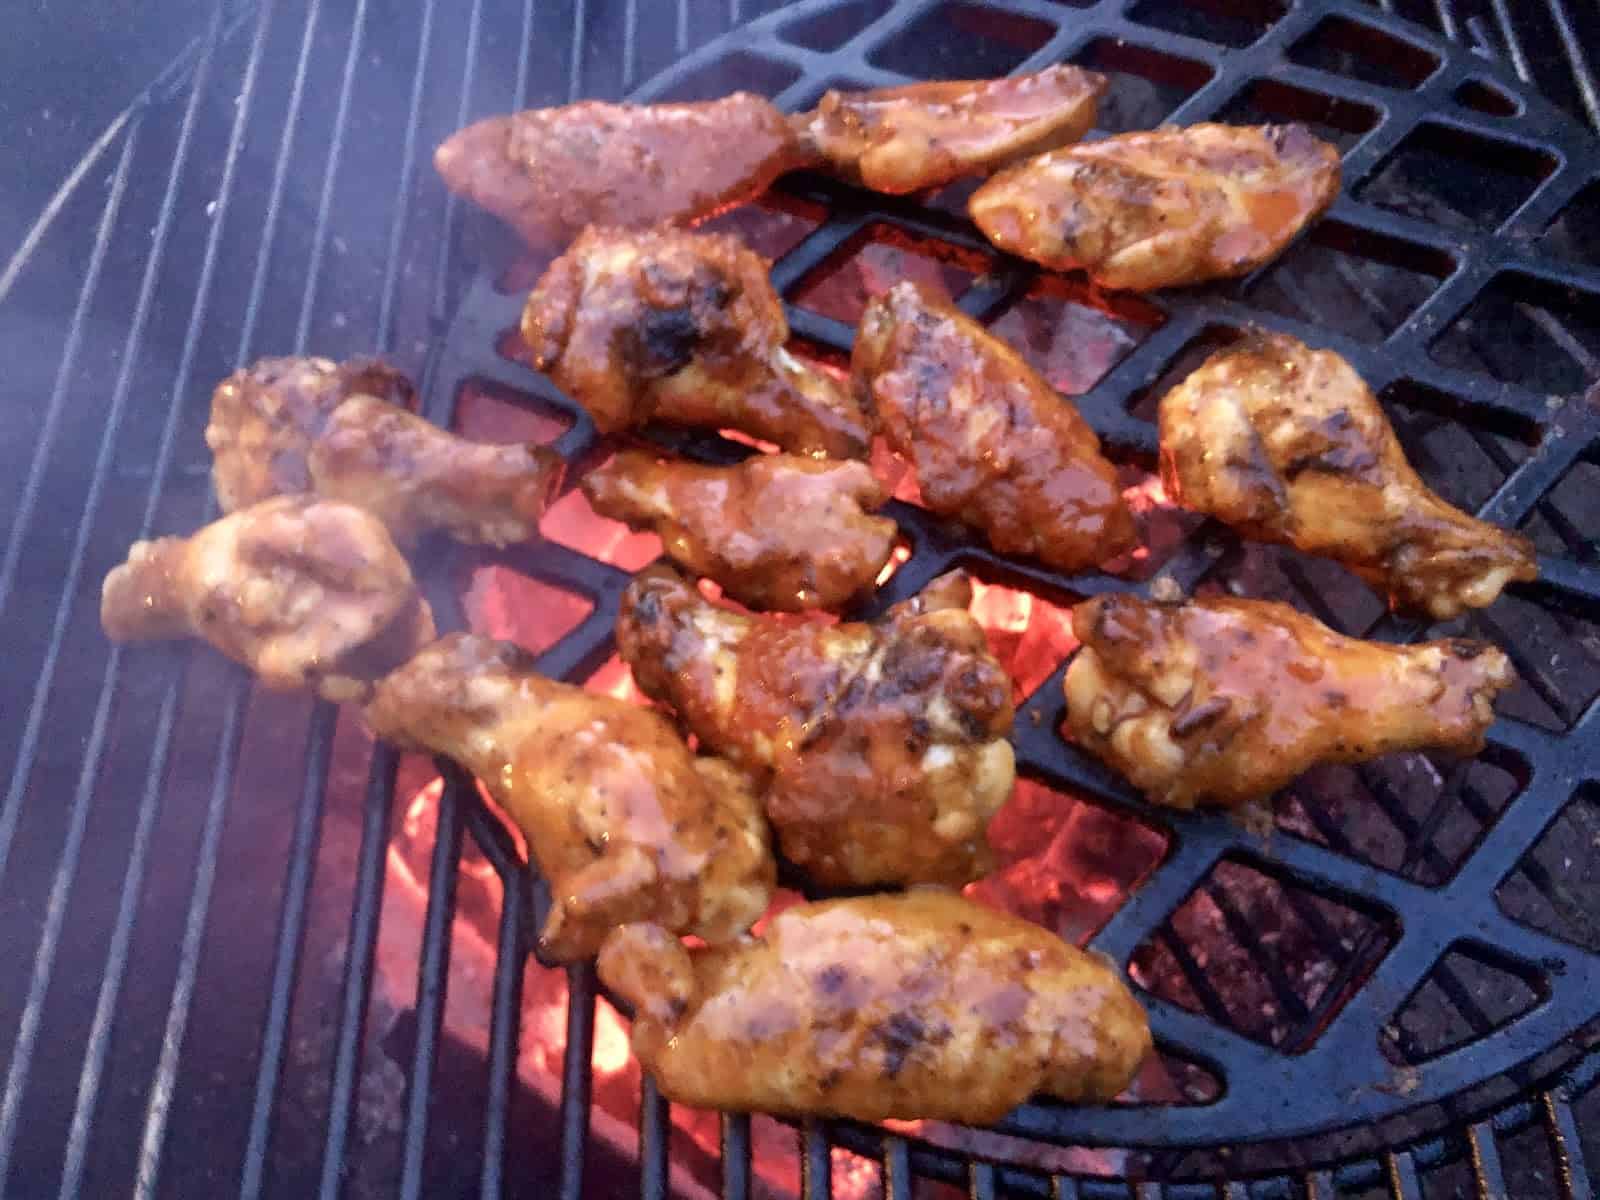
(969, 1160, 998, 1200)
(883, 1135, 912, 1200)
(1541, 0, 1600, 132)
(1543, 1088, 1592, 1199)
(375, 0, 440, 355)
(1387, 1149, 1424, 1200)
(1469, 1121, 1509, 1197)
(720, 1112, 752, 1200)
(558, 963, 597, 1200)
(1486, 0, 1535, 82)
(640, 1075, 670, 1200)
(427, 0, 487, 329)
(802, 1119, 833, 1200)
(1051, 1175, 1081, 1200)
(477, 865, 525, 1200)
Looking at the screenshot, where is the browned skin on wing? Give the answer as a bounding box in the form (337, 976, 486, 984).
(1159, 333, 1539, 620)
(616, 565, 1015, 887)
(969, 123, 1341, 291)
(363, 634, 773, 961)
(101, 496, 435, 703)
(1063, 593, 1516, 810)
(597, 891, 1151, 1123)
(523, 227, 871, 458)
(583, 450, 896, 612)
(853, 280, 1136, 571)
(793, 66, 1106, 194)
(206, 356, 563, 546)
(434, 94, 811, 253)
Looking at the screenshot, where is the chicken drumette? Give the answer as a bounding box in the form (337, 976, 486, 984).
(598, 890, 1150, 1123)
(1159, 332, 1539, 619)
(101, 496, 436, 703)
(1063, 593, 1516, 809)
(616, 565, 1014, 887)
(853, 281, 1136, 571)
(363, 634, 774, 961)
(969, 123, 1340, 291)
(583, 450, 897, 612)
(523, 226, 871, 458)
(207, 356, 563, 547)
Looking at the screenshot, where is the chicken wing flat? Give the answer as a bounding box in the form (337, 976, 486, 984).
(853, 280, 1135, 570)
(363, 634, 773, 961)
(101, 496, 435, 703)
(207, 355, 563, 546)
(523, 226, 871, 458)
(969, 123, 1341, 291)
(616, 565, 1014, 887)
(793, 66, 1105, 194)
(1159, 332, 1539, 619)
(434, 94, 809, 253)
(583, 450, 896, 612)
(597, 890, 1151, 1123)
(1063, 593, 1516, 809)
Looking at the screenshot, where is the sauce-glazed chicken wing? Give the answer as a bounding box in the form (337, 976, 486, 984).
(1159, 332, 1539, 619)
(794, 66, 1105, 194)
(1064, 593, 1515, 809)
(616, 566, 1014, 887)
(524, 227, 871, 458)
(969, 123, 1340, 291)
(598, 891, 1150, 1123)
(434, 94, 809, 252)
(853, 280, 1135, 571)
(363, 634, 773, 961)
(207, 356, 562, 547)
(101, 496, 435, 703)
(583, 450, 896, 612)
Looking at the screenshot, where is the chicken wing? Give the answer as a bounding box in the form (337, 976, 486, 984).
(523, 226, 871, 458)
(583, 450, 896, 612)
(1063, 592, 1516, 809)
(793, 66, 1105, 194)
(616, 565, 1014, 887)
(969, 123, 1341, 291)
(207, 355, 563, 546)
(434, 94, 809, 253)
(101, 496, 435, 703)
(1159, 332, 1539, 619)
(597, 890, 1150, 1123)
(363, 634, 773, 961)
(853, 280, 1136, 570)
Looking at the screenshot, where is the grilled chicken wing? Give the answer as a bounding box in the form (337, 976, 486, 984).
(1159, 332, 1539, 619)
(854, 281, 1135, 570)
(363, 634, 773, 961)
(583, 450, 896, 612)
(434, 94, 809, 253)
(616, 565, 1014, 887)
(101, 496, 435, 703)
(794, 66, 1105, 194)
(969, 123, 1340, 291)
(524, 227, 871, 458)
(207, 356, 563, 546)
(598, 891, 1150, 1123)
(1063, 593, 1515, 809)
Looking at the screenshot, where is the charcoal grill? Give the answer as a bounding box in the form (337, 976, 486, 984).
(3, 0, 1599, 1197)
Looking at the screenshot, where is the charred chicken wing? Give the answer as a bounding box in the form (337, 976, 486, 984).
(101, 496, 435, 703)
(969, 123, 1341, 291)
(1063, 593, 1516, 809)
(597, 890, 1151, 1123)
(363, 634, 774, 961)
(1159, 332, 1539, 619)
(583, 450, 896, 612)
(616, 565, 1014, 887)
(523, 226, 871, 458)
(854, 281, 1135, 570)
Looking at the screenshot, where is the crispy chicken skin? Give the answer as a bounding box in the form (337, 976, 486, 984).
(523, 226, 871, 458)
(597, 891, 1151, 1123)
(1063, 593, 1516, 809)
(853, 281, 1136, 571)
(1159, 333, 1539, 619)
(207, 356, 563, 547)
(793, 66, 1105, 194)
(969, 123, 1341, 291)
(101, 496, 435, 703)
(616, 565, 1015, 887)
(583, 450, 896, 612)
(434, 94, 809, 252)
(363, 634, 774, 961)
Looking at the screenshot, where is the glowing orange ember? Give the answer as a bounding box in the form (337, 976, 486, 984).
(539, 464, 662, 570)
(967, 578, 1079, 701)
(453, 378, 569, 444)
(463, 565, 592, 652)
